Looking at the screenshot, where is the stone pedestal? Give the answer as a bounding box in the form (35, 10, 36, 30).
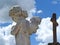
(48, 42, 60, 45)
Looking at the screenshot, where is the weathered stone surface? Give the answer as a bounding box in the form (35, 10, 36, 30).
(9, 6, 41, 45)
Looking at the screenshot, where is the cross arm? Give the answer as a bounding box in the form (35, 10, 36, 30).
(50, 13, 58, 26)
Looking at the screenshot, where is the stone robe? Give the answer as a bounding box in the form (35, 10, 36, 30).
(11, 19, 37, 45)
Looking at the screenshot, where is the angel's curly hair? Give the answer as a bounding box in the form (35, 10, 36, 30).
(9, 6, 28, 18)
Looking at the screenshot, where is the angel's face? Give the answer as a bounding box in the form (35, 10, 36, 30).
(9, 7, 28, 22)
(11, 16, 19, 22)
(11, 14, 25, 22)
(9, 9, 22, 22)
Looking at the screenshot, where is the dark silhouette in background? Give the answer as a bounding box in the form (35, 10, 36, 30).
(48, 13, 60, 45)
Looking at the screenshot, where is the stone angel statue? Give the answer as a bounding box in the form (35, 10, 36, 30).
(9, 6, 41, 45)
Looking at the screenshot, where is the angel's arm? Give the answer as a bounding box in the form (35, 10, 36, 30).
(11, 24, 20, 35)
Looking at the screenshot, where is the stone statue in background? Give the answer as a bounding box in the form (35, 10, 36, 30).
(9, 6, 41, 45)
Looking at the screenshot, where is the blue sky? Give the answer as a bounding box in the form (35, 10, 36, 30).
(35, 0, 60, 18)
(0, 0, 60, 45)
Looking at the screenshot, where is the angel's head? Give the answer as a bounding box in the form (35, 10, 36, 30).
(9, 6, 28, 22)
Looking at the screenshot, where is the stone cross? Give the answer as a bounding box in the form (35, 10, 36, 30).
(50, 13, 58, 44)
(48, 13, 60, 45)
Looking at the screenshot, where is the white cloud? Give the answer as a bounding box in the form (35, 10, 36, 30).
(52, 0, 60, 4)
(36, 17, 60, 45)
(26, 9, 43, 21)
(26, 8, 36, 21)
(0, 0, 36, 23)
(0, 6, 12, 23)
(0, 22, 16, 45)
(37, 10, 43, 14)
(52, 1, 58, 4)
(16, 0, 36, 11)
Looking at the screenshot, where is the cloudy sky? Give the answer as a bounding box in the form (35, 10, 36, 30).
(0, 0, 60, 45)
